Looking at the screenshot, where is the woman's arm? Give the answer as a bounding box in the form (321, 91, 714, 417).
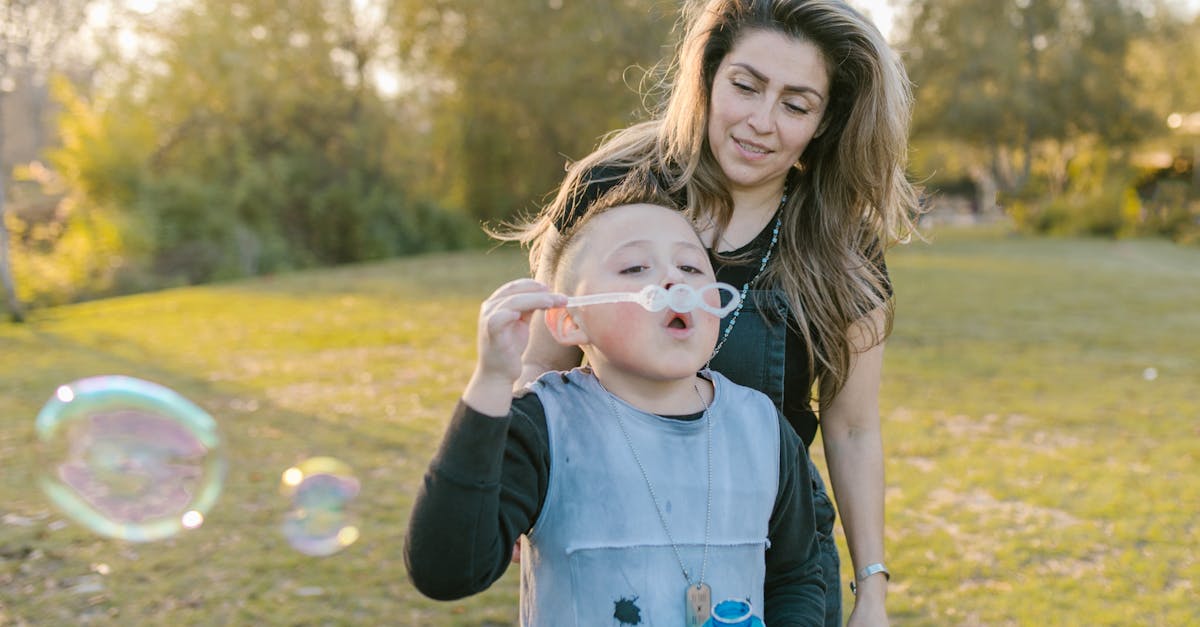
(819, 307, 889, 626)
(516, 228, 584, 388)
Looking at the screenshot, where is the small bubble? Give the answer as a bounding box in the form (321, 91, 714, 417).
(1143, 367, 1158, 381)
(280, 457, 360, 556)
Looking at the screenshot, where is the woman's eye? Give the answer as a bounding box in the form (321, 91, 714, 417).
(619, 265, 647, 275)
(679, 265, 704, 275)
(732, 80, 755, 93)
(784, 102, 811, 115)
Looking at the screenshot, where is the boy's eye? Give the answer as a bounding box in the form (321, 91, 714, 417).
(679, 265, 703, 274)
(619, 265, 647, 275)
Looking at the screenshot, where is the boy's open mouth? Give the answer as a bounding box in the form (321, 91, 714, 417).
(666, 311, 691, 330)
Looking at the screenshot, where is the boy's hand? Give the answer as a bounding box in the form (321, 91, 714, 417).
(464, 279, 566, 417)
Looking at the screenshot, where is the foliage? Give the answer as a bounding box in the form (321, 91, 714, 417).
(390, 0, 678, 221)
(1133, 175, 1200, 245)
(1, 232, 1198, 624)
(22, 0, 679, 302)
(904, 0, 1157, 156)
(11, 0, 1200, 307)
(901, 0, 1200, 240)
(0, 0, 93, 321)
(43, 0, 479, 292)
(1004, 146, 1136, 236)
(4, 162, 146, 306)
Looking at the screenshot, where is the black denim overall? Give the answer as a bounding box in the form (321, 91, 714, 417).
(709, 288, 842, 626)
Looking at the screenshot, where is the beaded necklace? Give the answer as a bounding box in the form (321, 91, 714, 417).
(708, 193, 786, 361)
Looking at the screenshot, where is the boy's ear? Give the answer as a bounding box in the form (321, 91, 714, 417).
(544, 306, 588, 347)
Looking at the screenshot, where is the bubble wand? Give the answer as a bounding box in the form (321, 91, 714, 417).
(565, 282, 741, 317)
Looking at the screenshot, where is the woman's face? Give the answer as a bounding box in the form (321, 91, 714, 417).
(707, 29, 830, 198)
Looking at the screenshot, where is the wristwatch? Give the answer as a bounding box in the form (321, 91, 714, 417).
(849, 562, 890, 596)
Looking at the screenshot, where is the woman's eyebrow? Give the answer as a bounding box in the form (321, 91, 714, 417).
(730, 62, 826, 102)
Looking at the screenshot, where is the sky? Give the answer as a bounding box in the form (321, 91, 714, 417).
(849, 0, 898, 41)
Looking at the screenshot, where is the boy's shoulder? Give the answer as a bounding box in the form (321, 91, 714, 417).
(517, 368, 594, 409)
(526, 367, 596, 391)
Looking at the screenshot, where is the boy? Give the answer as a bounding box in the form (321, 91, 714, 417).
(404, 175, 825, 625)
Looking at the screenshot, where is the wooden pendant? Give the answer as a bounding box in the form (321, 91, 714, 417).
(686, 582, 712, 627)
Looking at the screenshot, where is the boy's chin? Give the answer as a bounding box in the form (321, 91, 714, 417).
(593, 361, 710, 384)
(649, 361, 714, 381)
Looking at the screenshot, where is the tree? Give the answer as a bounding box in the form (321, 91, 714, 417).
(901, 0, 1159, 195)
(0, 0, 89, 321)
(49, 0, 472, 287)
(391, 0, 677, 221)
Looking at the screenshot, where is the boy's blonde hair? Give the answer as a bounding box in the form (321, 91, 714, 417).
(548, 168, 684, 293)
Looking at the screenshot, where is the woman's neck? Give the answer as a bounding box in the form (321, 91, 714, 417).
(730, 184, 785, 220)
(704, 185, 785, 253)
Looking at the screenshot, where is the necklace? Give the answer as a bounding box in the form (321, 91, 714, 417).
(709, 192, 787, 361)
(603, 382, 713, 627)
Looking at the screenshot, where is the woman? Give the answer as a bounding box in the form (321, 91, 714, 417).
(506, 1, 920, 625)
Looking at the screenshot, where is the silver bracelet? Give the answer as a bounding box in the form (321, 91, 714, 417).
(849, 562, 890, 596)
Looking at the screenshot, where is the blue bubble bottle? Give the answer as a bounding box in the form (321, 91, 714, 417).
(702, 599, 766, 627)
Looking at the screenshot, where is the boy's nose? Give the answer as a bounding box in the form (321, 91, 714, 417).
(662, 265, 684, 286)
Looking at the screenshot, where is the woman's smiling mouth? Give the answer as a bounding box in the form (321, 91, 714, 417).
(734, 137, 773, 157)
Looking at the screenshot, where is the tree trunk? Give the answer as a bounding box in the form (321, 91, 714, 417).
(0, 193, 25, 324)
(0, 93, 26, 323)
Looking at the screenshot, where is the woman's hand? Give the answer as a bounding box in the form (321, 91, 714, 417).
(847, 575, 888, 626)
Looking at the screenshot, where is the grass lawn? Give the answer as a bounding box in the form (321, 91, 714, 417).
(1, 226, 1197, 625)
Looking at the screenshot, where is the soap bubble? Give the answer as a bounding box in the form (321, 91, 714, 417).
(280, 457, 360, 556)
(1142, 367, 1158, 381)
(35, 376, 227, 542)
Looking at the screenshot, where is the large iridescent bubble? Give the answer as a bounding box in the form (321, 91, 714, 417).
(35, 376, 227, 542)
(280, 457, 360, 556)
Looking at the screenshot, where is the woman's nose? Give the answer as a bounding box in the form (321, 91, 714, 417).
(747, 100, 773, 134)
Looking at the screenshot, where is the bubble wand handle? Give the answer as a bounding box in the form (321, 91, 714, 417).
(564, 292, 644, 308)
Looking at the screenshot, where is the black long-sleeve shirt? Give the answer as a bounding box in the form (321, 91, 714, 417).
(405, 390, 826, 625)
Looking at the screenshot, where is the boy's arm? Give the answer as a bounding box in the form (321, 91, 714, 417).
(763, 415, 826, 626)
(404, 392, 550, 599)
(405, 279, 564, 599)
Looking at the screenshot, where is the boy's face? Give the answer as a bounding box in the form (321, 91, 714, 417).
(557, 203, 721, 382)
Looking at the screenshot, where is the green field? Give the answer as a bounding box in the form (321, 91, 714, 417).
(1, 227, 1197, 626)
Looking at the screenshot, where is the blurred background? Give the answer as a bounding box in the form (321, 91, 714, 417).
(0, 2, 1198, 626)
(1, 0, 1197, 317)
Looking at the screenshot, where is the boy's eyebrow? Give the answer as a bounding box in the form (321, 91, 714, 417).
(730, 62, 826, 101)
(608, 239, 707, 256)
